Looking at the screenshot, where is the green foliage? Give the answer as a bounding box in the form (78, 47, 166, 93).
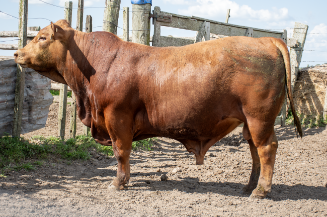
(286, 109, 327, 128)
(132, 138, 156, 151)
(49, 90, 72, 98)
(0, 134, 154, 173)
(0, 135, 114, 172)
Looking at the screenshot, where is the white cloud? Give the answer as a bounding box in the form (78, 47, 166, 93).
(178, 0, 290, 22)
(163, 0, 192, 5)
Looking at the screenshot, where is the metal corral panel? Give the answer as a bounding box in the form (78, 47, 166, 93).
(0, 56, 53, 136)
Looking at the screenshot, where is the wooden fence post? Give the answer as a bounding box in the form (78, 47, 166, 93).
(58, 1, 72, 140)
(82, 15, 92, 136)
(85, 15, 92, 33)
(123, 7, 129, 41)
(68, 0, 84, 139)
(132, 1, 151, 45)
(152, 6, 161, 47)
(225, 9, 230, 23)
(13, 0, 28, 137)
(280, 29, 288, 126)
(290, 22, 308, 92)
(103, 0, 121, 34)
(195, 21, 210, 43)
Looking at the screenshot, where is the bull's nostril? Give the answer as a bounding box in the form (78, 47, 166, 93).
(14, 52, 18, 57)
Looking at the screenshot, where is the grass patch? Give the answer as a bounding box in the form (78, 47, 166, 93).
(50, 90, 72, 98)
(132, 138, 156, 151)
(286, 109, 327, 128)
(0, 134, 155, 173)
(0, 135, 114, 173)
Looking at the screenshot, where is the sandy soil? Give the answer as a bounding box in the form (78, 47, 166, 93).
(1, 102, 326, 216)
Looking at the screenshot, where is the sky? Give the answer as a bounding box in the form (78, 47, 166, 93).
(0, 0, 326, 67)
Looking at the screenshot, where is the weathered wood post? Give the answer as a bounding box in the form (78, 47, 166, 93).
(69, 0, 84, 139)
(132, 0, 151, 45)
(83, 15, 92, 136)
(195, 21, 210, 43)
(58, 1, 72, 140)
(225, 9, 230, 23)
(290, 22, 308, 92)
(280, 29, 288, 126)
(323, 87, 327, 121)
(85, 15, 92, 33)
(13, 0, 28, 137)
(123, 7, 129, 41)
(152, 6, 161, 47)
(103, 0, 121, 34)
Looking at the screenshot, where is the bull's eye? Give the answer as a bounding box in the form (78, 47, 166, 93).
(39, 36, 46, 42)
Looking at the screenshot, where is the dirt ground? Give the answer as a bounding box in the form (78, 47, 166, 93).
(1, 102, 327, 216)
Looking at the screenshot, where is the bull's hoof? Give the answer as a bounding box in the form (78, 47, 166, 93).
(249, 185, 269, 199)
(108, 177, 125, 191)
(241, 184, 257, 195)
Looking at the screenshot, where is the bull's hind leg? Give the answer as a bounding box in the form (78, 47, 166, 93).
(241, 124, 261, 194)
(247, 122, 278, 198)
(242, 140, 261, 194)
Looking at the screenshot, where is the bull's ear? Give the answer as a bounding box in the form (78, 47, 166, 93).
(50, 22, 66, 41)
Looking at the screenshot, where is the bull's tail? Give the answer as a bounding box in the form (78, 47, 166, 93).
(273, 38, 303, 137)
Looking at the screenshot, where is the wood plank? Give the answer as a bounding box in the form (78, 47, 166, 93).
(0, 31, 38, 38)
(12, 0, 28, 138)
(0, 44, 18, 50)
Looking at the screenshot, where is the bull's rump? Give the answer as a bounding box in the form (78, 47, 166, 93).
(136, 36, 286, 138)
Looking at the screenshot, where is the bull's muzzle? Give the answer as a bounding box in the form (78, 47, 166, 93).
(14, 50, 27, 68)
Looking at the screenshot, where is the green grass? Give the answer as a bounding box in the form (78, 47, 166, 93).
(50, 90, 72, 98)
(286, 109, 327, 128)
(0, 134, 155, 174)
(132, 138, 156, 151)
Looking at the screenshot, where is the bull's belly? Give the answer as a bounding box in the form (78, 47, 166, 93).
(151, 117, 243, 141)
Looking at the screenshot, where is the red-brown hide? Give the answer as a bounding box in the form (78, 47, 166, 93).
(14, 20, 302, 198)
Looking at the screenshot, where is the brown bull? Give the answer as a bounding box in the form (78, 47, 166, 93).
(14, 20, 302, 198)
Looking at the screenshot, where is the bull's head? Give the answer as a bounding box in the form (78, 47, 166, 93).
(14, 19, 72, 84)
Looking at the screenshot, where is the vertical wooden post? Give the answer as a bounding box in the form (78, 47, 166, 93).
(83, 15, 92, 136)
(225, 9, 230, 23)
(13, 0, 28, 137)
(123, 7, 129, 41)
(58, 1, 72, 140)
(103, 0, 121, 34)
(195, 21, 210, 43)
(290, 22, 308, 91)
(323, 87, 327, 120)
(280, 29, 288, 126)
(152, 6, 161, 47)
(69, 0, 84, 139)
(85, 15, 92, 33)
(132, 2, 151, 45)
(76, 0, 84, 31)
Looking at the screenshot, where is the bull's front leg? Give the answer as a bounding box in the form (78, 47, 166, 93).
(106, 113, 133, 190)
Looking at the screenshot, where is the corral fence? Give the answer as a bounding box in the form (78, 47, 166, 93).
(0, 0, 310, 139)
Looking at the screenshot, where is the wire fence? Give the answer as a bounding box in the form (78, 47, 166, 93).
(0, 1, 326, 64)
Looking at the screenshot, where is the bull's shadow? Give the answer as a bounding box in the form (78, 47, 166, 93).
(128, 178, 327, 201)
